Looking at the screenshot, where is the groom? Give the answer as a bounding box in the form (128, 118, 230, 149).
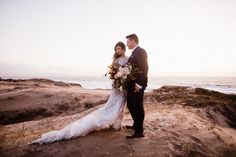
(126, 34, 149, 139)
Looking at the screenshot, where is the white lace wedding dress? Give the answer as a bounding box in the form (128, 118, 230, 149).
(30, 56, 128, 144)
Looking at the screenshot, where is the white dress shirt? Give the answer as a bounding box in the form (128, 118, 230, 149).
(131, 45, 139, 53)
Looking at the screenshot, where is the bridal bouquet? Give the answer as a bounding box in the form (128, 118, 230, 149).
(105, 64, 119, 80)
(105, 63, 142, 90)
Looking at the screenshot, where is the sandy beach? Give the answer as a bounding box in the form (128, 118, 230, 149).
(0, 78, 236, 157)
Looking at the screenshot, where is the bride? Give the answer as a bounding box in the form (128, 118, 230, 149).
(30, 41, 128, 144)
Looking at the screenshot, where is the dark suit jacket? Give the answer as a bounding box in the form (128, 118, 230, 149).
(128, 46, 149, 88)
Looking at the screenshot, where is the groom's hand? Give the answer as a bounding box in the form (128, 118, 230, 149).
(134, 83, 142, 93)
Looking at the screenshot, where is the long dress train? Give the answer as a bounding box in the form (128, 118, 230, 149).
(30, 57, 128, 144)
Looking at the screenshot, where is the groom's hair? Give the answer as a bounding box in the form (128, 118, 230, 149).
(126, 34, 139, 44)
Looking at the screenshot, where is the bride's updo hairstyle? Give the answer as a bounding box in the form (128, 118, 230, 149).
(113, 41, 126, 59)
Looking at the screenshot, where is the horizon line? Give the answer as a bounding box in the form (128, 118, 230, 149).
(1, 75, 236, 79)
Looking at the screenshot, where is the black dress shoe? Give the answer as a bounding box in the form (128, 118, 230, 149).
(125, 125, 134, 130)
(126, 133, 145, 139)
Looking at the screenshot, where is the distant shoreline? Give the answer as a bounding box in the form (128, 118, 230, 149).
(1, 76, 236, 94)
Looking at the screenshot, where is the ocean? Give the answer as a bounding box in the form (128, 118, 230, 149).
(47, 76, 236, 94)
(3, 76, 236, 94)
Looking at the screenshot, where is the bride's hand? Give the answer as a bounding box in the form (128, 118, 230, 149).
(115, 72, 122, 79)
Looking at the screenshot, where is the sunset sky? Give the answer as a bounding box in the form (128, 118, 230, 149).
(1, 0, 236, 77)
